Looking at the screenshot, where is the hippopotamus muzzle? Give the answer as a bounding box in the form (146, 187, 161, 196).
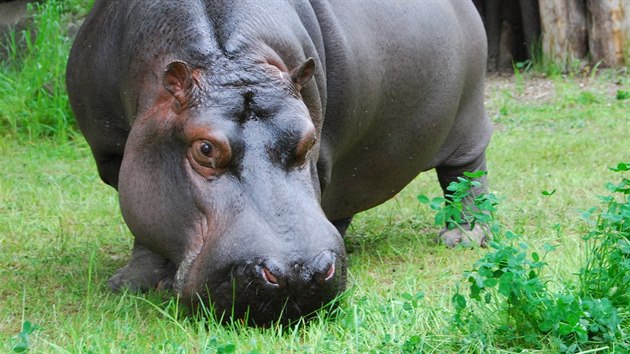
(166, 184, 348, 324)
(176, 247, 345, 324)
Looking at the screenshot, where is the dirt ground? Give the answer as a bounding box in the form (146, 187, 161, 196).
(485, 70, 628, 106)
(0, 0, 33, 30)
(0, 0, 36, 60)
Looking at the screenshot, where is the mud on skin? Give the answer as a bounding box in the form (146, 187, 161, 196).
(66, 0, 492, 325)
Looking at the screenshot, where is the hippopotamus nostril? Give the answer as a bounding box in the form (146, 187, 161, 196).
(261, 267, 278, 285)
(312, 251, 336, 285)
(259, 261, 287, 288)
(314, 263, 335, 285)
(324, 263, 335, 280)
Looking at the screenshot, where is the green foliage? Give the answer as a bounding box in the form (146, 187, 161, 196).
(511, 43, 612, 78)
(60, 0, 95, 17)
(401, 291, 425, 312)
(510, 37, 569, 78)
(443, 165, 630, 352)
(206, 337, 237, 354)
(579, 162, 630, 309)
(616, 90, 630, 100)
(454, 236, 624, 351)
(417, 170, 498, 232)
(11, 321, 39, 353)
(572, 91, 599, 105)
(0, 0, 86, 140)
(520, 54, 564, 77)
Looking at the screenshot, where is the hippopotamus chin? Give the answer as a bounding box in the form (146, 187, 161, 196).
(67, 0, 491, 325)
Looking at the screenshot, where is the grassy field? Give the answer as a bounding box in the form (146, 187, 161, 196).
(1, 1, 629, 353)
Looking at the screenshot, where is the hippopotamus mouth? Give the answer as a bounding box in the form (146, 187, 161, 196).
(175, 249, 347, 325)
(174, 236, 346, 326)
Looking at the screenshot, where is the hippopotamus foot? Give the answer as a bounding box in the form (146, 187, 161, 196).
(435, 153, 490, 248)
(438, 224, 490, 248)
(108, 243, 176, 292)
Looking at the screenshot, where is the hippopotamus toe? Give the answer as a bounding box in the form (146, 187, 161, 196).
(108, 261, 176, 293)
(438, 224, 490, 248)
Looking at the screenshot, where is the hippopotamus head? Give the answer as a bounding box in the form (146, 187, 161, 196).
(117, 56, 346, 324)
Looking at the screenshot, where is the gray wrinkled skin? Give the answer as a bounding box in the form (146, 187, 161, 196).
(66, 0, 492, 325)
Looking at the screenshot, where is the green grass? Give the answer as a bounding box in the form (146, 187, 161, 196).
(1, 76, 628, 353)
(0, 0, 92, 141)
(1, 1, 629, 353)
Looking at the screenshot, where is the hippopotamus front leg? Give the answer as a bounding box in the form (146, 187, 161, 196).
(435, 153, 490, 248)
(108, 242, 176, 292)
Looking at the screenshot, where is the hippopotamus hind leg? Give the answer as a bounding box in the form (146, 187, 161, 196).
(108, 242, 176, 292)
(435, 153, 490, 248)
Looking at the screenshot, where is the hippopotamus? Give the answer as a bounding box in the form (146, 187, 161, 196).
(66, 0, 492, 324)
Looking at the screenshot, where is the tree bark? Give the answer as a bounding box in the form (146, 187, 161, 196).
(519, 0, 541, 59)
(474, 0, 536, 71)
(586, 0, 630, 67)
(477, 0, 503, 70)
(470, 0, 630, 70)
(538, 0, 588, 70)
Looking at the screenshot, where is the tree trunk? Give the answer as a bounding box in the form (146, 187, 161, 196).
(476, 0, 503, 70)
(471, 0, 630, 70)
(474, 0, 537, 71)
(539, 0, 588, 70)
(519, 0, 541, 59)
(586, 0, 630, 67)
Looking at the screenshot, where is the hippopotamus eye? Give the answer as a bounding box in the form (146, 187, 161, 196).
(186, 132, 232, 178)
(199, 141, 213, 156)
(191, 140, 218, 168)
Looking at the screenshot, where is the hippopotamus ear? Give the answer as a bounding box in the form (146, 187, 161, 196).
(290, 58, 315, 91)
(163, 61, 196, 109)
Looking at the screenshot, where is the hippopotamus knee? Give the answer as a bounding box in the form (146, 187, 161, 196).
(436, 153, 488, 195)
(107, 243, 176, 292)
